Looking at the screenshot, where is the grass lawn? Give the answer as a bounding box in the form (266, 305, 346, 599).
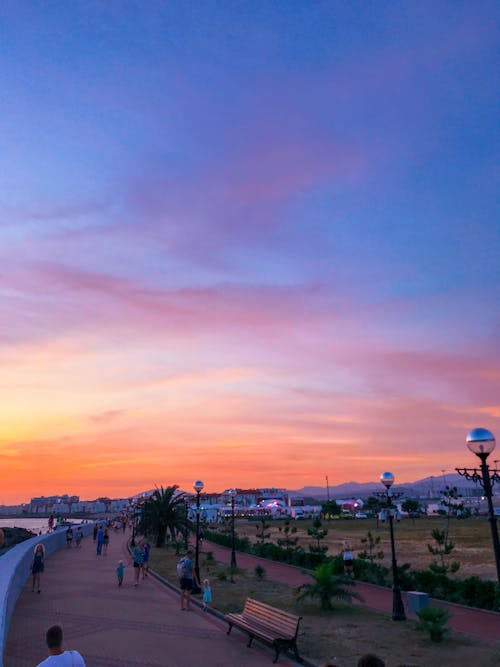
(149, 543, 500, 667)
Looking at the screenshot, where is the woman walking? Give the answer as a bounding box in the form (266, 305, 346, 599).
(31, 544, 45, 593)
(103, 529, 110, 555)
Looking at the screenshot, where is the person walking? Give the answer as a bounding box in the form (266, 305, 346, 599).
(75, 527, 83, 548)
(141, 541, 151, 578)
(31, 544, 45, 593)
(342, 541, 354, 578)
(132, 545, 144, 586)
(96, 525, 104, 555)
(202, 578, 212, 611)
(65, 527, 73, 548)
(178, 549, 198, 610)
(116, 560, 125, 587)
(102, 529, 109, 555)
(36, 624, 86, 666)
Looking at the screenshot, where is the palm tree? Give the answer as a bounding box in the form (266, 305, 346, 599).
(296, 560, 362, 611)
(138, 486, 187, 548)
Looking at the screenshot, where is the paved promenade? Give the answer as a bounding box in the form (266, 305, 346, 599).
(4, 533, 299, 667)
(204, 540, 500, 643)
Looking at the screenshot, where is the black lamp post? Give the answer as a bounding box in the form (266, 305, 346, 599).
(131, 506, 138, 547)
(193, 480, 204, 586)
(456, 428, 500, 583)
(380, 472, 406, 621)
(183, 498, 189, 551)
(229, 488, 237, 568)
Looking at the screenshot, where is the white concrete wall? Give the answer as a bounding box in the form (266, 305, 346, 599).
(0, 523, 94, 667)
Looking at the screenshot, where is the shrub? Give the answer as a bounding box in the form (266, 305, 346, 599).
(296, 560, 362, 611)
(416, 606, 451, 642)
(352, 558, 388, 585)
(254, 564, 266, 580)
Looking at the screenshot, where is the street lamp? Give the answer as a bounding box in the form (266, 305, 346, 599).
(183, 498, 189, 551)
(131, 505, 139, 547)
(456, 428, 500, 583)
(380, 472, 406, 621)
(193, 480, 204, 588)
(228, 488, 237, 569)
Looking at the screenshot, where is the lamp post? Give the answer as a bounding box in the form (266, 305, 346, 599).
(183, 498, 189, 551)
(229, 488, 237, 569)
(380, 472, 406, 621)
(193, 480, 204, 587)
(131, 506, 138, 547)
(456, 428, 500, 583)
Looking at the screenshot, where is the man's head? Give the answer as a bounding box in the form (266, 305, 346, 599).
(186, 549, 193, 557)
(46, 625, 63, 651)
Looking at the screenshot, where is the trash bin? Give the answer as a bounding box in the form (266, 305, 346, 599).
(407, 591, 429, 613)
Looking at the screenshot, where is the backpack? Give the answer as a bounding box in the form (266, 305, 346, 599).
(176, 557, 186, 578)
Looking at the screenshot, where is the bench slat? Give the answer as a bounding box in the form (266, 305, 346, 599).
(226, 614, 295, 640)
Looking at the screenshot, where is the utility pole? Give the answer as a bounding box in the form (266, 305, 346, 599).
(326, 475, 330, 501)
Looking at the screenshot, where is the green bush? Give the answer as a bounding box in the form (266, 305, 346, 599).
(416, 606, 451, 642)
(353, 558, 389, 585)
(254, 564, 266, 580)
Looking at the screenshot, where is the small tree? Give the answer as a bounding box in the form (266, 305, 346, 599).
(255, 517, 271, 543)
(203, 551, 215, 571)
(428, 528, 460, 574)
(277, 521, 299, 550)
(358, 530, 384, 563)
(254, 564, 266, 580)
(364, 496, 384, 527)
(321, 500, 340, 520)
(428, 486, 462, 574)
(402, 498, 421, 522)
(307, 517, 329, 557)
(417, 606, 451, 642)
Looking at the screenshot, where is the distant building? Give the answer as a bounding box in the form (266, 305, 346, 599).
(30, 495, 80, 513)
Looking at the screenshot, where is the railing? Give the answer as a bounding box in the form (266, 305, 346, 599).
(0, 523, 94, 667)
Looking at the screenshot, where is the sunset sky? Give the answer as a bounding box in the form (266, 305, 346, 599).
(1, 2, 498, 504)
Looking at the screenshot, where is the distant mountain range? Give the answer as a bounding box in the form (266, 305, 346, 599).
(134, 473, 481, 503)
(289, 473, 480, 499)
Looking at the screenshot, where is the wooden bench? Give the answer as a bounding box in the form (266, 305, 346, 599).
(225, 597, 303, 663)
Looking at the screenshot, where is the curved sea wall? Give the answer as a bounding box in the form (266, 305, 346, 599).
(0, 523, 94, 667)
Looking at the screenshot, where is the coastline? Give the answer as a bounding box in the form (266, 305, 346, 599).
(0, 528, 36, 557)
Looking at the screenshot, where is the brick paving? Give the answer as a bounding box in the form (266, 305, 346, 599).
(4, 532, 299, 667)
(204, 540, 500, 643)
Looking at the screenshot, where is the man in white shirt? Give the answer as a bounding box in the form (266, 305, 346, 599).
(36, 625, 86, 667)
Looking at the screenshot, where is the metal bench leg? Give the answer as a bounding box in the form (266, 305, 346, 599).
(226, 623, 233, 636)
(247, 634, 254, 648)
(273, 645, 281, 664)
(292, 642, 303, 663)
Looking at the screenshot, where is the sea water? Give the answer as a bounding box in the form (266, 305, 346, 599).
(0, 518, 82, 534)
